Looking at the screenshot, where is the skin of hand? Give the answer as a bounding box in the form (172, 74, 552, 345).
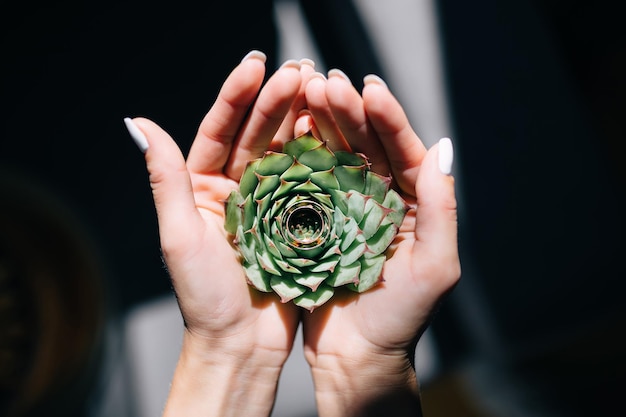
(127, 52, 315, 417)
(296, 70, 462, 417)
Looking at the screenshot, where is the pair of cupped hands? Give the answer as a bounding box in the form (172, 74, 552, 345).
(125, 50, 460, 417)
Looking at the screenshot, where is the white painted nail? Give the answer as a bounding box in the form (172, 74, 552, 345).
(438, 137, 454, 175)
(327, 68, 351, 83)
(241, 50, 267, 63)
(280, 59, 301, 70)
(308, 71, 327, 81)
(124, 117, 149, 153)
(299, 58, 315, 68)
(363, 74, 388, 89)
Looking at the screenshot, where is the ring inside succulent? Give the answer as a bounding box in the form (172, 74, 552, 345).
(224, 133, 409, 311)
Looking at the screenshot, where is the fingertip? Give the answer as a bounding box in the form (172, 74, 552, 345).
(438, 137, 454, 175)
(294, 110, 314, 137)
(299, 58, 315, 68)
(363, 74, 388, 89)
(279, 59, 301, 70)
(124, 117, 149, 153)
(413, 141, 459, 266)
(241, 50, 267, 64)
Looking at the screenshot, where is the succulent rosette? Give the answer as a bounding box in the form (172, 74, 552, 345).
(224, 133, 409, 311)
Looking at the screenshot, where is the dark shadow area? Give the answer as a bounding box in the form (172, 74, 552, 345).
(0, 173, 106, 417)
(425, 0, 626, 415)
(1, 1, 278, 415)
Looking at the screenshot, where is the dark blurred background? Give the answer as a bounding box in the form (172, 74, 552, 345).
(1, 0, 624, 416)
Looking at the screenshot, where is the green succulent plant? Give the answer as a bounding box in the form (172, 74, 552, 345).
(224, 133, 410, 311)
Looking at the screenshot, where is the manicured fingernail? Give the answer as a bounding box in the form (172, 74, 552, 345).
(280, 59, 301, 70)
(308, 71, 326, 81)
(438, 137, 454, 175)
(299, 58, 315, 68)
(328, 68, 351, 83)
(363, 74, 388, 89)
(124, 117, 149, 153)
(241, 50, 267, 63)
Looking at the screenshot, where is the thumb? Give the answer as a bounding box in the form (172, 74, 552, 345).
(124, 117, 202, 248)
(413, 138, 460, 285)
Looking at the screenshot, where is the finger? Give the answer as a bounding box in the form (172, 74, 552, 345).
(413, 138, 460, 286)
(273, 58, 318, 149)
(293, 109, 316, 138)
(224, 60, 302, 180)
(186, 50, 268, 176)
(305, 72, 351, 152)
(325, 69, 390, 175)
(362, 74, 427, 196)
(126, 117, 204, 249)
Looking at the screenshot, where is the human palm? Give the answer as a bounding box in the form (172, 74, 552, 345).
(300, 71, 460, 369)
(131, 53, 311, 363)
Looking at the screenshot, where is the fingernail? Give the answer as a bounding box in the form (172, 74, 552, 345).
(241, 50, 267, 63)
(308, 71, 326, 81)
(280, 59, 301, 70)
(363, 74, 388, 89)
(124, 117, 149, 153)
(299, 58, 315, 68)
(328, 68, 351, 83)
(438, 137, 454, 175)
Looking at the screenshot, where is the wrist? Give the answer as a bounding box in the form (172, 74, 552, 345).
(308, 349, 421, 417)
(162, 330, 285, 417)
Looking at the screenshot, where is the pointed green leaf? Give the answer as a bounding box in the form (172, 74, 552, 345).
(256, 250, 282, 276)
(320, 243, 341, 260)
(287, 257, 317, 268)
(239, 159, 261, 197)
(310, 256, 340, 273)
(310, 169, 340, 190)
(326, 261, 360, 287)
(262, 233, 283, 259)
(236, 225, 257, 265)
(294, 286, 334, 312)
(256, 152, 294, 176)
(280, 159, 313, 182)
(299, 144, 337, 171)
(333, 208, 346, 238)
(359, 198, 388, 240)
(311, 192, 333, 208)
(270, 277, 306, 303)
(224, 190, 244, 234)
(382, 189, 409, 227)
(346, 192, 367, 223)
(244, 264, 272, 292)
(256, 193, 272, 220)
(270, 196, 288, 218)
(340, 234, 366, 266)
(354, 256, 385, 292)
(275, 259, 302, 274)
(335, 150, 368, 167)
(364, 221, 397, 257)
(293, 179, 323, 193)
(364, 171, 391, 203)
(283, 134, 323, 158)
(276, 241, 297, 257)
(334, 165, 366, 193)
(294, 272, 328, 291)
(293, 245, 326, 258)
(340, 218, 359, 252)
(241, 195, 255, 231)
(254, 174, 280, 200)
(271, 180, 299, 200)
(329, 189, 349, 214)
